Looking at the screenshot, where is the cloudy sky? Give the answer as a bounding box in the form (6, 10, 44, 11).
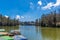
(0, 0, 60, 21)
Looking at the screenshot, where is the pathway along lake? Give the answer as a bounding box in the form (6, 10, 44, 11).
(0, 26, 60, 40)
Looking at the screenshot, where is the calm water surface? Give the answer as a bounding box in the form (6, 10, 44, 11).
(0, 26, 60, 40)
(20, 26, 60, 40)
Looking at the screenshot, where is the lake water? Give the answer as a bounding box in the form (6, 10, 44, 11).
(0, 26, 60, 40)
(20, 26, 60, 40)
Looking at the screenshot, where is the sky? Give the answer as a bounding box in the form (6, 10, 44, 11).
(0, 0, 60, 21)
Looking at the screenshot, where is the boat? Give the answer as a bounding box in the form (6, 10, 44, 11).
(0, 29, 5, 32)
(0, 29, 27, 40)
(0, 32, 8, 36)
(10, 30, 21, 35)
(0, 29, 8, 36)
(0, 29, 14, 40)
(10, 30, 27, 40)
(13, 35, 27, 40)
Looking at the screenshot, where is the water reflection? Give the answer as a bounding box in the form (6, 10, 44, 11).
(20, 26, 60, 40)
(20, 26, 42, 40)
(56, 28, 60, 40)
(0, 26, 60, 40)
(41, 28, 57, 40)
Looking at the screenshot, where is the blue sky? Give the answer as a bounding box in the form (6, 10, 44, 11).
(0, 0, 60, 21)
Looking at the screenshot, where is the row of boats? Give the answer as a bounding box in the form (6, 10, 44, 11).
(0, 29, 27, 40)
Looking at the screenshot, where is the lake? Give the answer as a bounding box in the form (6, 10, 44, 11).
(0, 26, 60, 40)
(20, 26, 60, 40)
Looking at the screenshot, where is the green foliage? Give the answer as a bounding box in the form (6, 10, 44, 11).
(36, 9, 60, 27)
(0, 14, 20, 26)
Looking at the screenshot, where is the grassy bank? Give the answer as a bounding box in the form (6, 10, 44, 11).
(0, 25, 19, 32)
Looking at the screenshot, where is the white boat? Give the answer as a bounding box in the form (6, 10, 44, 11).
(10, 30, 27, 40)
(10, 30, 20, 32)
(0, 29, 8, 36)
(0, 29, 5, 32)
(13, 35, 27, 40)
(10, 30, 21, 35)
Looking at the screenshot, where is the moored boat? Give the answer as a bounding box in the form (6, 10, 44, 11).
(0, 29, 8, 36)
(13, 35, 27, 40)
(10, 30, 27, 40)
(0, 29, 27, 40)
(0, 29, 14, 40)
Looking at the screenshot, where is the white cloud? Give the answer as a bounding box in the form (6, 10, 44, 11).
(42, 2, 54, 9)
(30, 2, 34, 9)
(42, 0, 60, 10)
(38, 1, 42, 6)
(5, 15, 9, 18)
(15, 15, 24, 20)
(21, 16, 24, 18)
(15, 15, 20, 20)
(53, 0, 60, 7)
